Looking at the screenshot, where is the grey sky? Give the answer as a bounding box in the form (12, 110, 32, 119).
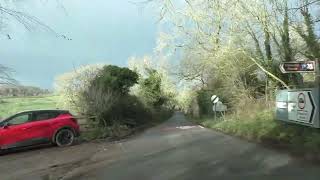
(1, 0, 159, 88)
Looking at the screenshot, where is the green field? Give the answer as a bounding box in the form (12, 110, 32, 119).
(0, 95, 62, 118)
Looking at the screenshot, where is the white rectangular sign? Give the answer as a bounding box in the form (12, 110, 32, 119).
(287, 91, 316, 124)
(213, 101, 227, 112)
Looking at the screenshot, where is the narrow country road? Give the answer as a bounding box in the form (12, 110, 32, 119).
(1, 112, 320, 180)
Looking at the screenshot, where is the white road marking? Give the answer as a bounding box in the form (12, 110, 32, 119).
(176, 125, 203, 130)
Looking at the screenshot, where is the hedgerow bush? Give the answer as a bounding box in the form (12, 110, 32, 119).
(82, 65, 150, 128)
(56, 64, 173, 139)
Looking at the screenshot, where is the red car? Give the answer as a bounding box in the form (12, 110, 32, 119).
(0, 110, 80, 151)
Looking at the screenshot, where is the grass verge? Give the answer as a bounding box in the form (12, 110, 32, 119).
(190, 109, 320, 161)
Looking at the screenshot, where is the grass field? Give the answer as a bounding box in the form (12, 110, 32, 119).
(0, 95, 62, 118)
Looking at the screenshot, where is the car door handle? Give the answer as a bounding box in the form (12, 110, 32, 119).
(22, 127, 31, 130)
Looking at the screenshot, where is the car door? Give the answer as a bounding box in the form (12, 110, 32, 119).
(0, 112, 33, 149)
(23, 111, 57, 142)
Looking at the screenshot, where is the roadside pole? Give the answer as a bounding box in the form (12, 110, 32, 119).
(211, 95, 219, 120)
(316, 59, 320, 86)
(214, 104, 217, 120)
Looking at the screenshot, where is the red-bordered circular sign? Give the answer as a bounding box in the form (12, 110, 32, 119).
(298, 93, 306, 109)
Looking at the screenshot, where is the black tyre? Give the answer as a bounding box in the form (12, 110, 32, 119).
(55, 129, 75, 147)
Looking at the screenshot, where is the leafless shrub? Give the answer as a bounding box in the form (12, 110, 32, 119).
(54, 64, 103, 112)
(81, 85, 120, 128)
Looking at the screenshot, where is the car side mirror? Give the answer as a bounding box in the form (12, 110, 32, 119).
(2, 122, 9, 129)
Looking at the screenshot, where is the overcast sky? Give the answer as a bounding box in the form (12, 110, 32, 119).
(0, 0, 159, 88)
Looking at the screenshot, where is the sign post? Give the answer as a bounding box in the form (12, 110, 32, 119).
(211, 95, 227, 120)
(276, 60, 320, 128)
(211, 95, 219, 104)
(211, 95, 219, 120)
(287, 91, 316, 124)
(279, 61, 315, 73)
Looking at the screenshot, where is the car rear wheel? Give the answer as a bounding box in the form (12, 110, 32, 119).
(55, 129, 75, 147)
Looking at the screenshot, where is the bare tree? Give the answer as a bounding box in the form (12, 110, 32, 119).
(0, 64, 17, 85)
(0, 3, 53, 85)
(0, 1, 72, 85)
(0, 1, 72, 39)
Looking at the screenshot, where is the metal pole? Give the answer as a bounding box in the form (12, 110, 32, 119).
(316, 59, 320, 86)
(316, 59, 320, 128)
(214, 104, 217, 120)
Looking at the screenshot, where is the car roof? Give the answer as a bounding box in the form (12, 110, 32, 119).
(17, 109, 69, 114)
(1, 109, 70, 122)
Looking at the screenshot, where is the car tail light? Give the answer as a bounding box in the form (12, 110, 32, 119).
(58, 112, 78, 124)
(70, 117, 78, 123)
(67, 113, 78, 123)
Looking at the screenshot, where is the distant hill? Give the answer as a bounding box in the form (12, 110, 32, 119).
(0, 85, 51, 97)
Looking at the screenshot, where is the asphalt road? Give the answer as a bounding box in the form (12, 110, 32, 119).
(1, 112, 320, 180)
